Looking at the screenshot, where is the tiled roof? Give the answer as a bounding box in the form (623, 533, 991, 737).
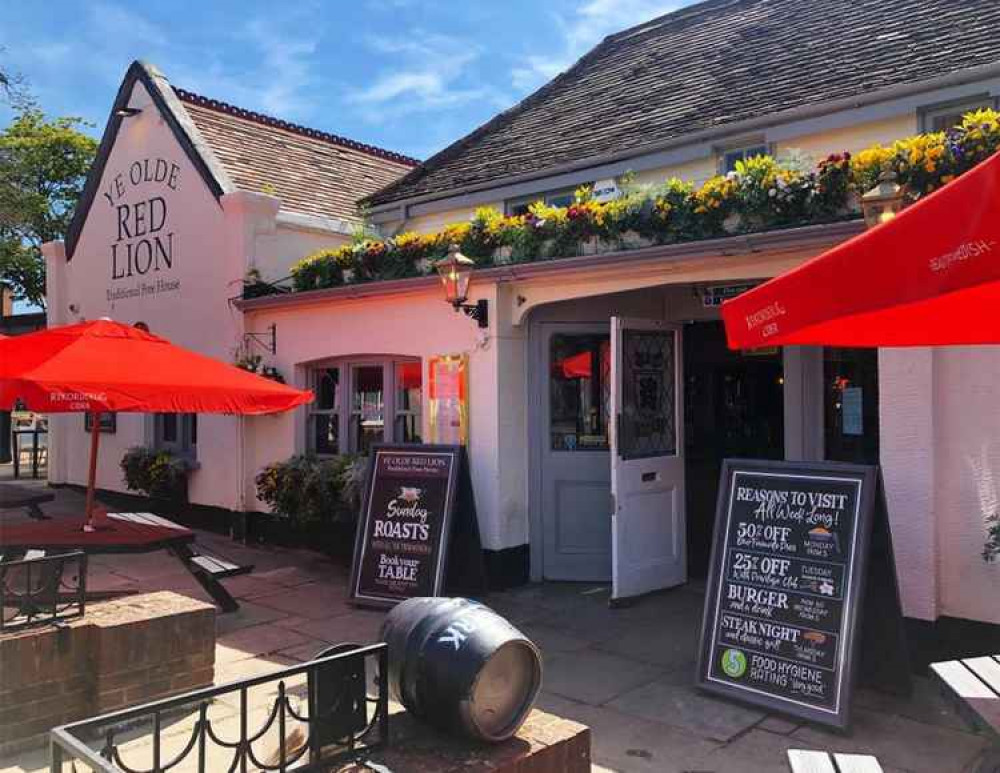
(368, 0, 1000, 207)
(175, 89, 419, 222)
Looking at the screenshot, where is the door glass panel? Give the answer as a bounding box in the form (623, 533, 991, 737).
(395, 361, 423, 443)
(824, 347, 879, 464)
(316, 368, 340, 411)
(311, 414, 339, 455)
(620, 329, 676, 459)
(549, 334, 610, 451)
(352, 365, 384, 454)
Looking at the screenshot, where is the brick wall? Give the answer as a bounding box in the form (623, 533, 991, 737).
(0, 591, 214, 753)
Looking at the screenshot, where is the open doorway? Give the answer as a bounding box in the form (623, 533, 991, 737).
(683, 321, 785, 577)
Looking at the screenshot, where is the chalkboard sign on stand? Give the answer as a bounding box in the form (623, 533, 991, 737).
(696, 458, 899, 730)
(349, 444, 485, 608)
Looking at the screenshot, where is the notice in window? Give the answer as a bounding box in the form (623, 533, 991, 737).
(428, 354, 468, 445)
(841, 388, 863, 436)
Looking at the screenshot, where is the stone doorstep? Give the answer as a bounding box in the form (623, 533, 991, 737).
(329, 709, 591, 773)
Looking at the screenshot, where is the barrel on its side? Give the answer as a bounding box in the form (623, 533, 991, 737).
(380, 597, 543, 742)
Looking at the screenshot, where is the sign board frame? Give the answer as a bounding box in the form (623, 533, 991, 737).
(696, 458, 879, 730)
(349, 444, 462, 609)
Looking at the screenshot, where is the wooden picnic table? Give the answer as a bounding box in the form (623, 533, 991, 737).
(0, 482, 54, 519)
(930, 655, 1000, 772)
(0, 512, 250, 612)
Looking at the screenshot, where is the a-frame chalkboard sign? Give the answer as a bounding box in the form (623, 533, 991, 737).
(696, 458, 909, 730)
(348, 444, 486, 609)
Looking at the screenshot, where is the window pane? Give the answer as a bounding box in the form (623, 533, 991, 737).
(395, 361, 423, 443)
(619, 329, 677, 459)
(353, 365, 384, 453)
(311, 414, 339, 455)
(161, 414, 178, 443)
(316, 368, 340, 411)
(547, 192, 574, 208)
(550, 334, 610, 451)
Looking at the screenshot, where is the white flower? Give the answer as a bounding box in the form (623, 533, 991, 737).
(768, 188, 777, 197)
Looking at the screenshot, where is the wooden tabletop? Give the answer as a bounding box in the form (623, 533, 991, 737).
(931, 655, 1000, 739)
(0, 511, 195, 553)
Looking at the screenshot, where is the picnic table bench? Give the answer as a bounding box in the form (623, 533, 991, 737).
(0, 482, 55, 519)
(787, 749, 883, 772)
(930, 655, 1000, 772)
(0, 512, 252, 613)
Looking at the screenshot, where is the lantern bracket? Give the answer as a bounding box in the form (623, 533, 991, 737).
(453, 299, 489, 329)
(244, 323, 277, 355)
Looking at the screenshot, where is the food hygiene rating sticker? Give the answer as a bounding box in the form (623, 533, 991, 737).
(722, 648, 748, 678)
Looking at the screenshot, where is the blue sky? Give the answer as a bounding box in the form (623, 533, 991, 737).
(1, 0, 692, 160)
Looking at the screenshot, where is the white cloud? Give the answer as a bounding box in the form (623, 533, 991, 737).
(511, 0, 681, 92)
(347, 32, 506, 120)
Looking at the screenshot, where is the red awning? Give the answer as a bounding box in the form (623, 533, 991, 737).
(721, 151, 1000, 349)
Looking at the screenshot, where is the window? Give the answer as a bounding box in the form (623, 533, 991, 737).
(307, 359, 422, 456)
(155, 413, 197, 457)
(549, 334, 610, 451)
(719, 142, 769, 174)
(505, 187, 577, 216)
(920, 96, 997, 133)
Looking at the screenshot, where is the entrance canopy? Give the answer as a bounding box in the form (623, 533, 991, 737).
(721, 151, 1000, 349)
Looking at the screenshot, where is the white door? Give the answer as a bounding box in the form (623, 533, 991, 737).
(610, 317, 686, 602)
(540, 324, 613, 580)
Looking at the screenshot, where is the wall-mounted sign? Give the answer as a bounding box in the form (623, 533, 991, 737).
(428, 355, 468, 445)
(83, 412, 117, 434)
(697, 459, 882, 729)
(592, 178, 621, 203)
(103, 156, 183, 304)
(350, 445, 462, 608)
(702, 284, 757, 308)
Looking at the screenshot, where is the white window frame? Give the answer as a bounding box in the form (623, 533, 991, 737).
(306, 357, 422, 456)
(919, 94, 997, 133)
(154, 413, 197, 459)
(505, 187, 578, 216)
(716, 139, 772, 174)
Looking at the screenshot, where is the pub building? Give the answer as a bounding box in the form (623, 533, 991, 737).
(46, 0, 1000, 650)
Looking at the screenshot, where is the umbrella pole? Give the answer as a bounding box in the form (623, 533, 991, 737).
(83, 411, 101, 532)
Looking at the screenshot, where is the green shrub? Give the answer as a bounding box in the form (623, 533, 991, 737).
(255, 454, 364, 526)
(120, 446, 189, 500)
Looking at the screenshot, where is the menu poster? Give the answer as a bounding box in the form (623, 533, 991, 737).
(349, 445, 461, 608)
(428, 354, 468, 445)
(697, 459, 879, 729)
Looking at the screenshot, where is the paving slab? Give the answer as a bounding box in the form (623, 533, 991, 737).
(290, 609, 387, 644)
(536, 693, 720, 773)
(699, 727, 909, 773)
(214, 599, 292, 635)
(593, 616, 702, 669)
(541, 649, 665, 706)
(216, 622, 314, 663)
(251, 581, 351, 619)
(854, 676, 971, 733)
(517, 621, 593, 654)
(608, 675, 767, 743)
(790, 706, 988, 773)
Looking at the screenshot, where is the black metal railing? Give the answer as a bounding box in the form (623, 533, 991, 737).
(0, 550, 87, 631)
(50, 642, 389, 773)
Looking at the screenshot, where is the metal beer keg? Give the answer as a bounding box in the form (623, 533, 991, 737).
(380, 597, 543, 742)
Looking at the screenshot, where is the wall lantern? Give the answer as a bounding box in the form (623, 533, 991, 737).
(435, 244, 488, 328)
(861, 170, 907, 228)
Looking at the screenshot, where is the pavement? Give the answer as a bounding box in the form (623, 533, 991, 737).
(0, 479, 994, 772)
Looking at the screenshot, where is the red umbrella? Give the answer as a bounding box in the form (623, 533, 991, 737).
(0, 318, 312, 528)
(721, 150, 1000, 349)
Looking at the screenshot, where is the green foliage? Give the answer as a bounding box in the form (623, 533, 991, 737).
(0, 108, 97, 305)
(255, 454, 365, 526)
(120, 446, 189, 500)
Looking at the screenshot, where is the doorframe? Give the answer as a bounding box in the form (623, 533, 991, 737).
(527, 318, 611, 583)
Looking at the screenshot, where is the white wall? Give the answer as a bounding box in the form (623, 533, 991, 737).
(881, 347, 1000, 624)
(241, 283, 523, 549)
(45, 80, 345, 513)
